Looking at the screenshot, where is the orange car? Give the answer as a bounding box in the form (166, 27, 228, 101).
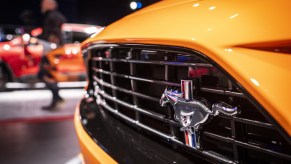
(0, 23, 102, 89)
(75, 0, 291, 163)
(42, 24, 103, 82)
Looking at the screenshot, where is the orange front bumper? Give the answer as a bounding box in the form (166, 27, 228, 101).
(74, 103, 117, 164)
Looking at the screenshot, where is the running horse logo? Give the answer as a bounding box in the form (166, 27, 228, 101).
(160, 80, 238, 149)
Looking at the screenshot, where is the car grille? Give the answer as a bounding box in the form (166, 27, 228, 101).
(86, 44, 291, 163)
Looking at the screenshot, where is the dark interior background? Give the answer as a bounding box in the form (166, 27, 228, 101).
(0, 0, 160, 27)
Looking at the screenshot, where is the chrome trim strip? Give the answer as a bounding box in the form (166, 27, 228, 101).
(101, 103, 171, 139)
(83, 44, 119, 52)
(218, 115, 274, 129)
(92, 57, 213, 67)
(97, 88, 182, 127)
(102, 103, 136, 124)
(92, 68, 180, 87)
(93, 75, 160, 102)
(200, 87, 245, 98)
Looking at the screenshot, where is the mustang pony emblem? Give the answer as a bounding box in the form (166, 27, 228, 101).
(160, 80, 238, 149)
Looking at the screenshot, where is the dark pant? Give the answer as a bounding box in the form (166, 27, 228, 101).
(44, 80, 61, 102)
(38, 56, 61, 103)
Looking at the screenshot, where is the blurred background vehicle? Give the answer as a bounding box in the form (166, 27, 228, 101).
(0, 23, 103, 89)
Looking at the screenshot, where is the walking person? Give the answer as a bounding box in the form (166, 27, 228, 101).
(38, 0, 67, 110)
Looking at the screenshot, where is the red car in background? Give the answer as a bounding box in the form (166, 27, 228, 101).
(0, 23, 103, 89)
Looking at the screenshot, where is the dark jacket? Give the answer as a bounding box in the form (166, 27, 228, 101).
(40, 9, 66, 45)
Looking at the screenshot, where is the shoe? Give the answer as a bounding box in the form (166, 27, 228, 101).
(57, 97, 65, 103)
(41, 104, 57, 111)
(42, 99, 65, 111)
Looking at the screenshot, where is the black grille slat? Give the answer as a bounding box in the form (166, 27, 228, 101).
(218, 115, 274, 129)
(88, 44, 291, 163)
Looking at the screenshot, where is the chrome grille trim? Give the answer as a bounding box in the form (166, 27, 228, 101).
(93, 75, 159, 102)
(218, 115, 274, 129)
(97, 86, 181, 127)
(92, 67, 180, 87)
(100, 94, 235, 164)
(88, 43, 291, 163)
(92, 57, 213, 67)
(94, 74, 273, 131)
(93, 76, 274, 129)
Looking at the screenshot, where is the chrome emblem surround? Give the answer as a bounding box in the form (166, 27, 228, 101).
(160, 80, 238, 149)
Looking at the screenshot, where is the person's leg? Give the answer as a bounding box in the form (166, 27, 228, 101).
(46, 81, 60, 101)
(39, 58, 64, 109)
(38, 40, 64, 109)
(42, 80, 64, 109)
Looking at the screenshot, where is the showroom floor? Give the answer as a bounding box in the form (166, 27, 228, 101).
(0, 88, 84, 164)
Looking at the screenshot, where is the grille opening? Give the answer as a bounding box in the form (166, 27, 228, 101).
(239, 99, 269, 123)
(96, 48, 112, 58)
(102, 74, 111, 86)
(246, 124, 290, 154)
(176, 129, 187, 142)
(116, 91, 134, 105)
(112, 48, 131, 59)
(203, 117, 232, 137)
(92, 60, 100, 70)
(95, 70, 101, 79)
(246, 148, 288, 164)
(199, 92, 231, 105)
(136, 81, 164, 99)
(139, 50, 165, 61)
(189, 67, 231, 90)
(115, 77, 131, 90)
(114, 62, 130, 75)
(174, 67, 189, 83)
(175, 54, 205, 63)
(92, 49, 101, 57)
(118, 105, 136, 120)
(201, 75, 219, 87)
(100, 61, 111, 71)
(202, 135, 234, 160)
(136, 64, 165, 81)
(189, 67, 211, 78)
(165, 106, 175, 120)
(103, 86, 113, 97)
(92, 62, 100, 78)
(139, 114, 172, 135)
(102, 96, 115, 109)
(137, 97, 168, 116)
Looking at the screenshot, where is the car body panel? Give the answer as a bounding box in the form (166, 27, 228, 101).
(82, 0, 291, 135)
